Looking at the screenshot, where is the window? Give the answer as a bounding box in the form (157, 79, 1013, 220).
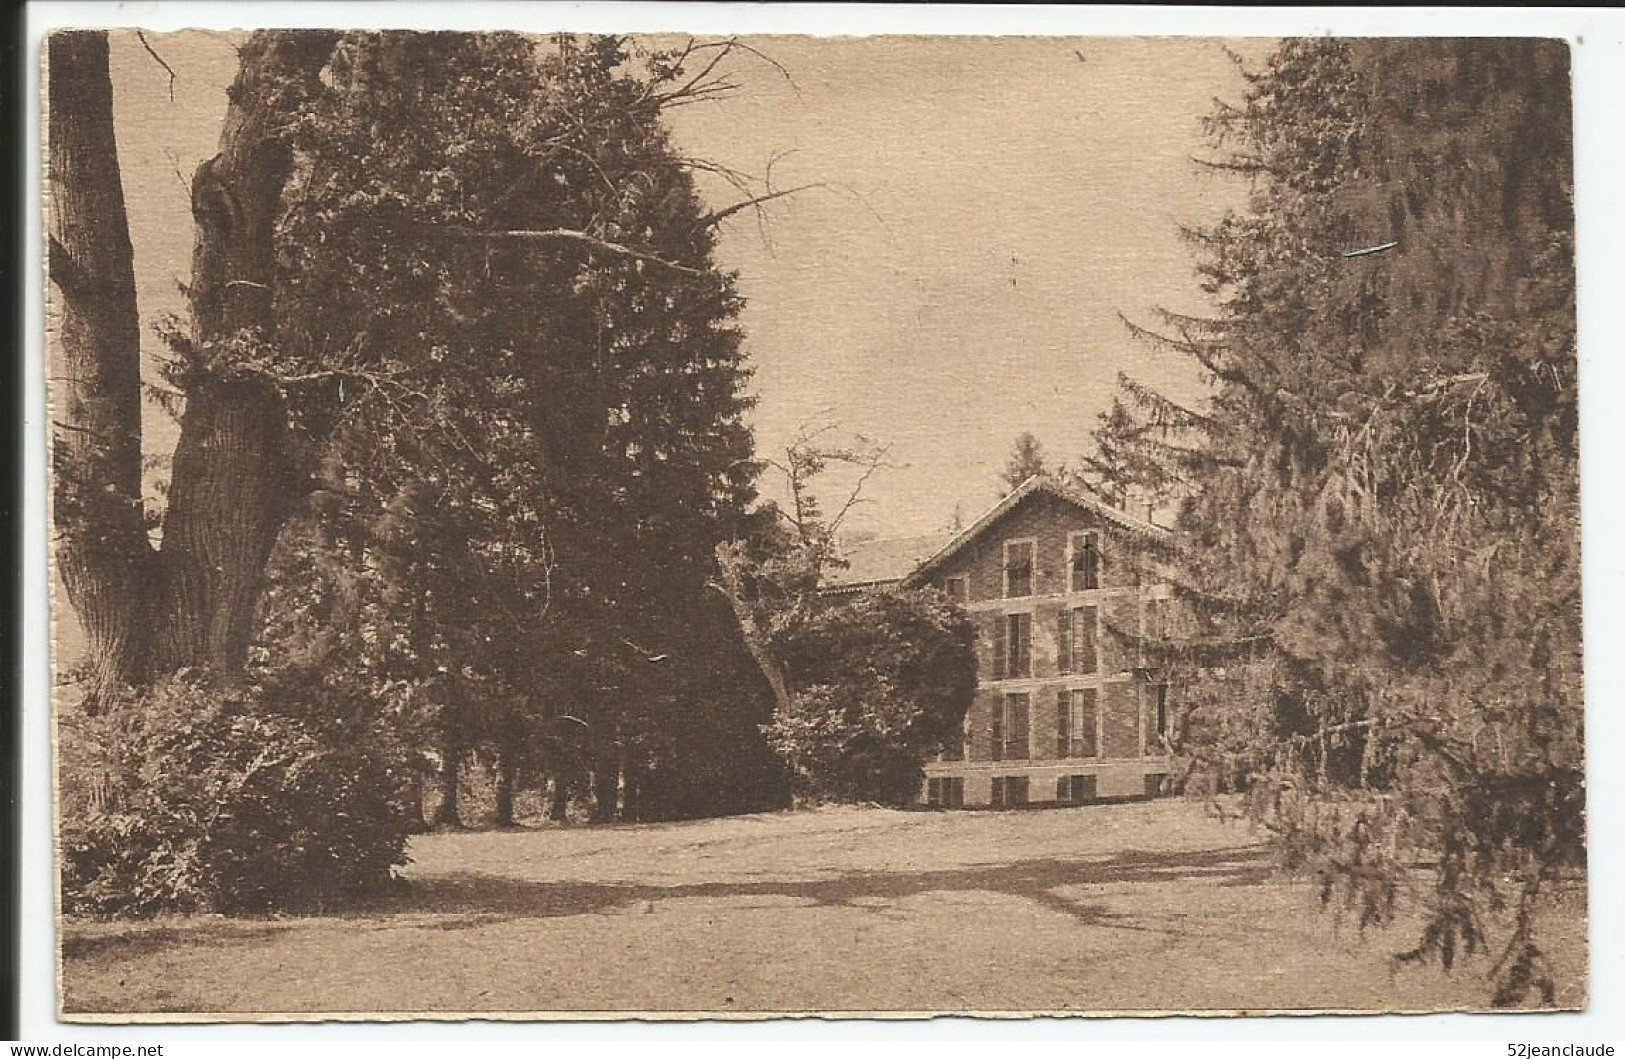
(1056, 774, 1097, 804)
(1145, 597, 1169, 642)
(1058, 606, 1097, 676)
(1058, 687, 1099, 759)
(991, 775, 1030, 808)
(1147, 683, 1169, 752)
(994, 612, 1031, 680)
(1004, 540, 1035, 598)
(992, 692, 1030, 761)
(1144, 773, 1167, 798)
(1070, 531, 1101, 592)
(944, 576, 968, 604)
(1006, 612, 1031, 678)
(927, 777, 965, 808)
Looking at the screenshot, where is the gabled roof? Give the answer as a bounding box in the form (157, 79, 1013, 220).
(906, 474, 1169, 584)
(823, 532, 952, 593)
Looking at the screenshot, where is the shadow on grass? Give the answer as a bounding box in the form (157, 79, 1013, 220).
(62, 922, 293, 961)
(61, 844, 1278, 962)
(378, 844, 1276, 933)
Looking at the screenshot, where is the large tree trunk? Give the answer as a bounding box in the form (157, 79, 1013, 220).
(402, 764, 429, 834)
(713, 541, 796, 721)
(493, 747, 517, 828)
(47, 32, 153, 707)
(548, 769, 570, 821)
(50, 31, 340, 698)
(429, 741, 463, 830)
(149, 31, 338, 677)
(620, 749, 643, 823)
(590, 747, 620, 823)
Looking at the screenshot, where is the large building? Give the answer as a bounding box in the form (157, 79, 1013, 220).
(826, 475, 1173, 809)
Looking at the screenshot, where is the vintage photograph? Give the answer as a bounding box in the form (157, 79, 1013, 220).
(45, 27, 1584, 1019)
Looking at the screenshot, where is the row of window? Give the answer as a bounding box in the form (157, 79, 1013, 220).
(937, 771, 1167, 809)
(940, 532, 1105, 604)
(951, 685, 1169, 762)
(1001, 533, 1104, 598)
(989, 775, 1093, 807)
(989, 600, 1170, 681)
(1001, 532, 1105, 600)
(992, 606, 1096, 680)
(990, 774, 1107, 807)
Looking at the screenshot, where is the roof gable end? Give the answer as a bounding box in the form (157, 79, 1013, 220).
(905, 475, 1168, 585)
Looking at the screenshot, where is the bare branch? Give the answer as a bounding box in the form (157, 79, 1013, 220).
(698, 183, 824, 231)
(721, 38, 800, 98)
(826, 441, 895, 538)
(652, 40, 738, 107)
(445, 225, 702, 276)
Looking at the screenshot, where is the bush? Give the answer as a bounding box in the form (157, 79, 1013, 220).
(60, 672, 413, 916)
(766, 587, 977, 807)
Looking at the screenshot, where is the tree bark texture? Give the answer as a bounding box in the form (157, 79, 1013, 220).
(591, 749, 620, 823)
(152, 31, 339, 676)
(494, 748, 517, 827)
(548, 771, 570, 821)
(403, 766, 429, 833)
(620, 749, 643, 823)
(713, 542, 796, 723)
(47, 32, 153, 705)
(430, 742, 463, 830)
(50, 30, 341, 697)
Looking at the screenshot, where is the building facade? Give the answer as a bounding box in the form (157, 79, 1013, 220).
(829, 476, 1174, 809)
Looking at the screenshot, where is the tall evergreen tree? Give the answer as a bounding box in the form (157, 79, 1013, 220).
(1000, 431, 1047, 494)
(263, 32, 777, 823)
(1095, 39, 1580, 1005)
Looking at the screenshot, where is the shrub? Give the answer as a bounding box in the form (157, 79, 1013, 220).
(766, 587, 977, 806)
(59, 672, 413, 916)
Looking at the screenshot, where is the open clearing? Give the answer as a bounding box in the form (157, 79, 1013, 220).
(59, 799, 1585, 1017)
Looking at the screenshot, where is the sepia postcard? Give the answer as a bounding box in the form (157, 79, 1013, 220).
(42, 20, 1585, 1022)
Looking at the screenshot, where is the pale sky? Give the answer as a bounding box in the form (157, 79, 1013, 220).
(108, 32, 1261, 539)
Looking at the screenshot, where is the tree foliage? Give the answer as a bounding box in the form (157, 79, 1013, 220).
(1092, 39, 1581, 1006)
(59, 672, 413, 916)
(250, 31, 784, 825)
(766, 587, 977, 805)
(54, 30, 796, 913)
(1001, 431, 1047, 494)
(715, 427, 975, 805)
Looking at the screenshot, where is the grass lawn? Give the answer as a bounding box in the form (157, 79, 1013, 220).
(58, 798, 1586, 1019)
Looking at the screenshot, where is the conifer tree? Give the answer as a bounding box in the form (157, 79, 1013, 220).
(265, 32, 777, 823)
(1093, 39, 1580, 1005)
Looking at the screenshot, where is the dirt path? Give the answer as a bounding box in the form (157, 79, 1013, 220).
(59, 801, 1584, 1017)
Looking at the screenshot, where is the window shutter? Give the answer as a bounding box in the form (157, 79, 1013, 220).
(1057, 689, 1071, 757)
(991, 709, 1004, 762)
(992, 613, 1007, 680)
(1076, 606, 1097, 675)
(1103, 596, 1131, 673)
(1010, 612, 1030, 678)
(1078, 687, 1098, 758)
(1058, 608, 1072, 675)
